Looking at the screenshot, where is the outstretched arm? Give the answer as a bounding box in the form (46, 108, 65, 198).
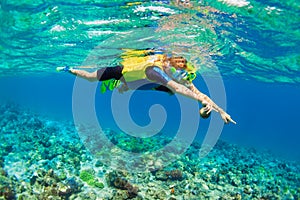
(188, 83, 222, 112)
(166, 80, 236, 124)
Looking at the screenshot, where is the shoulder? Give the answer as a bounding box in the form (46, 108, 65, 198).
(146, 66, 166, 75)
(145, 66, 171, 83)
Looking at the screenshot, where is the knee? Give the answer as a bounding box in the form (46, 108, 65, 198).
(87, 71, 98, 82)
(87, 77, 98, 82)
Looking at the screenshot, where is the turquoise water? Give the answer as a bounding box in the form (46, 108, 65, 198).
(1, 0, 300, 199)
(1, 0, 299, 81)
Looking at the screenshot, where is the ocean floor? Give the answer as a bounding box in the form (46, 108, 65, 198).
(0, 103, 299, 200)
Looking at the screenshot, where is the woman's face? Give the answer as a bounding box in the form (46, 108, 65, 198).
(169, 57, 187, 69)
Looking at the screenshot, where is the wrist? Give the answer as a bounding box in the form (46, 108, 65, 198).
(218, 109, 225, 114)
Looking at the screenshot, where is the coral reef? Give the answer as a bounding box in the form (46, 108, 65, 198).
(80, 169, 104, 189)
(0, 103, 299, 200)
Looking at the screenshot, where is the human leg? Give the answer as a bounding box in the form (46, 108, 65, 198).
(69, 68, 98, 82)
(56, 65, 99, 82)
(57, 65, 124, 82)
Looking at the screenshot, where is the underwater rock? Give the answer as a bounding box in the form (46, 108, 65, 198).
(166, 169, 184, 181)
(0, 158, 4, 168)
(28, 168, 81, 199)
(154, 170, 168, 181)
(65, 177, 81, 193)
(155, 169, 185, 181)
(112, 177, 138, 198)
(111, 189, 130, 200)
(201, 183, 209, 191)
(148, 158, 164, 172)
(95, 160, 104, 167)
(31, 170, 55, 185)
(0, 168, 16, 200)
(106, 171, 139, 199)
(243, 185, 253, 194)
(145, 188, 167, 200)
(233, 192, 242, 200)
(57, 182, 73, 197)
(0, 185, 15, 200)
(1, 144, 13, 155)
(37, 177, 82, 199)
(0, 168, 7, 176)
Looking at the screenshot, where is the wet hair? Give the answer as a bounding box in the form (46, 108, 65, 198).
(171, 56, 187, 62)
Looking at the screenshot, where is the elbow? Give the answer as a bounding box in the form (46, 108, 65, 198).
(86, 72, 98, 82)
(167, 81, 180, 93)
(175, 87, 183, 94)
(169, 85, 181, 94)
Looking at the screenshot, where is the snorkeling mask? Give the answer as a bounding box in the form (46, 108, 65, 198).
(185, 61, 197, 81)
(170, 66, 196, 82)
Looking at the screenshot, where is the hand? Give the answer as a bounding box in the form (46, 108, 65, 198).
(220, 111, 236, 124)
(199, 105, 211, 119)
(201, 101, 217, 114)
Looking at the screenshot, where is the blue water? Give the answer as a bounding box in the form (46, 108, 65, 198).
(1, 70, 300, 161)
(1, 0, 300, 163)
(1, 2, 300, 199)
